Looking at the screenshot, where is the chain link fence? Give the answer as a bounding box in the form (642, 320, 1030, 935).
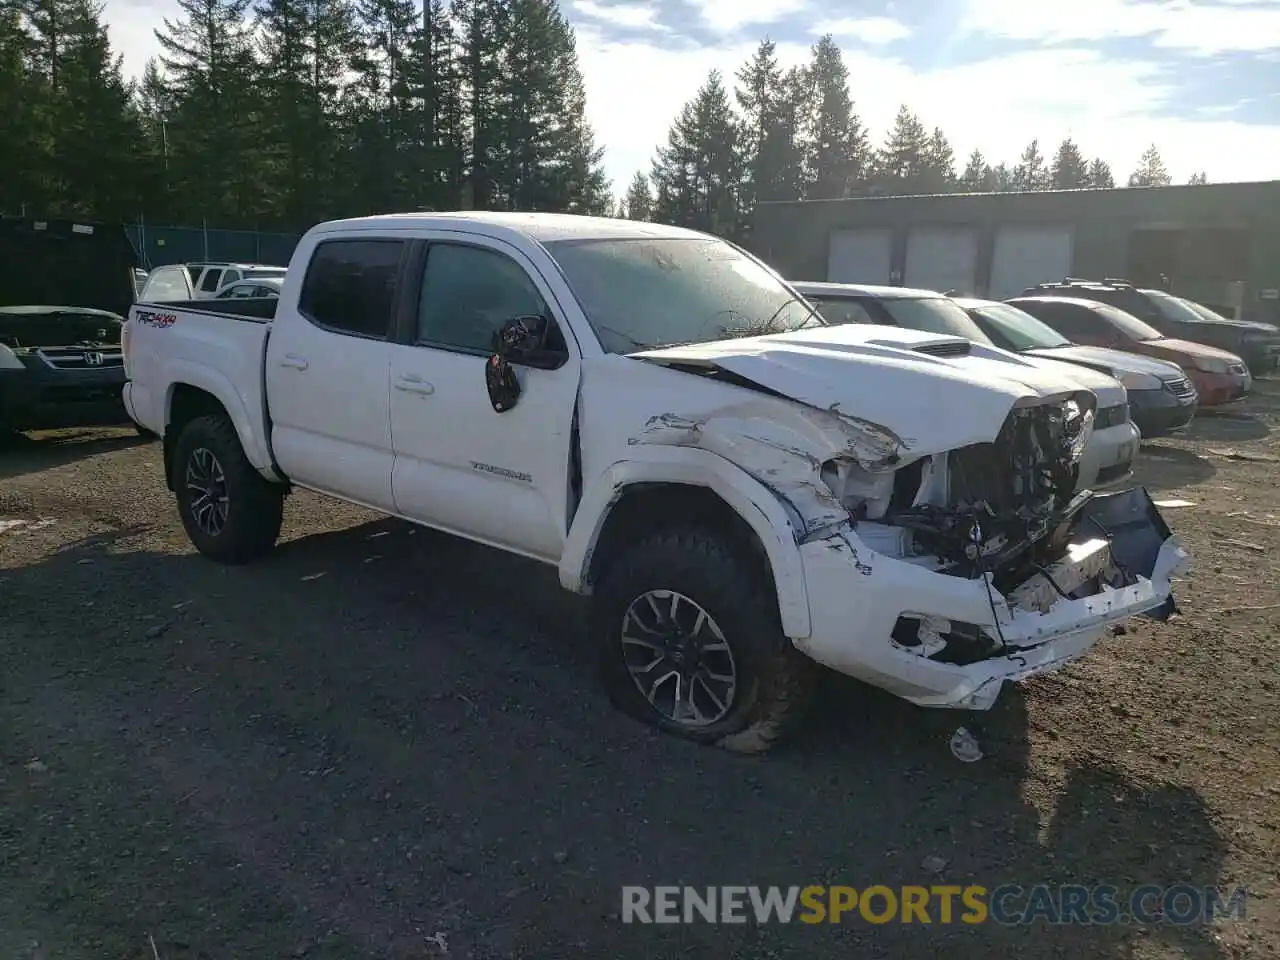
(127, 222, 302, 269)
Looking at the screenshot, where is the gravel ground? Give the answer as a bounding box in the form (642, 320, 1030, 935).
(1, 387, 1278, 959)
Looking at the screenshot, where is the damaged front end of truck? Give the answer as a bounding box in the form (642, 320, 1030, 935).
(628, 341, 1190, 711)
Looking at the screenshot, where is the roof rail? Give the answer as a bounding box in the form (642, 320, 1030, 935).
(1062, 277, 1090, 284)
(1101, 277, 1133, 287)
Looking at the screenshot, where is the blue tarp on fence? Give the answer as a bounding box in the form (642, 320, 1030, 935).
(126, 223, 302, 269)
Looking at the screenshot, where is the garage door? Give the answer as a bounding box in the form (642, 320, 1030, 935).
(989, 225, 1075, 299)
(904, 226, 979, 294)
(827, 228, 892, 284)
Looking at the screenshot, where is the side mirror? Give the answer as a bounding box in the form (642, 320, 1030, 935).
(485, 315, 556, 414)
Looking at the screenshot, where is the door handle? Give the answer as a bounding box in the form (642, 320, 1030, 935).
(279, 353, 309, 370)
(394, 373, 434, 395)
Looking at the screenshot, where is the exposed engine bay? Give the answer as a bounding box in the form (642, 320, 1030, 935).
(819, 393, 1182, 665)
(825, 393, 1099, 579)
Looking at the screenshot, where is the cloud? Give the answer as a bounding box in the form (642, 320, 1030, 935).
(959, 0, 1280, 56)
(812, 16, 912, 45)
(571, 0, 667, 32)
(575, 28, 1280, 190)
(683, 0, 809, 33)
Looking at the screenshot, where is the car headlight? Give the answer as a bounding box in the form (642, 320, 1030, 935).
(1113, 370, 1162, 391)
(1194, 358, 1231, 375)
(1061, 399, 1095, 463)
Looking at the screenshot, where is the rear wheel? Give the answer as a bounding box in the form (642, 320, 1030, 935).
(174, 414, 283, 564)
(592, 527, 816, 753)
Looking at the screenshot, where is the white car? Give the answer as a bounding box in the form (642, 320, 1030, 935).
(794, 282, 1142, 490)
(214, 277, 284, 299)
(138, 262, 288, 302)
(122, 212, 1188, 753)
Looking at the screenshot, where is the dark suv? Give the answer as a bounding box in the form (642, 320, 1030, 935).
(1021, 278, 1279, 374)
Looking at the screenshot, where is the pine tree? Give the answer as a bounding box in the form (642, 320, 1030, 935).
(1050, 137, 1088, 189)
(1012, 138, 1050, 190)
(623, 171, 651, 220)
(154, 0, 269, 224)
(1187, 171, 1208, 185)
(0, 2, 44, 213)
(874, 104, 928, 194)
(991, 162, 1013, 192)
(1086, 157, 1114, 188)
(802, 34, 867, 200)
(958, 149, 996, 193)
(772, 64, 812, 201)
(650, 69, 742, 238)
(1128, 144, 1171, 186)
(256, 0, 360, 222)
(735, 38, 787, 227)
(921, 127, 955, 193)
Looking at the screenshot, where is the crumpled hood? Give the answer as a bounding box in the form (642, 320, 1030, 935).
(631, 323, 1091, 455)
(1025, 344, 1187, 380)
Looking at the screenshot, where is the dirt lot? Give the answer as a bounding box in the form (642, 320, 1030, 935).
(1, 388, 1278, 960)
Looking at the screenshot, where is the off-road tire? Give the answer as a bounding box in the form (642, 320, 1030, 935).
(174, 413, 283, 564)
(592, 527, 817, 754)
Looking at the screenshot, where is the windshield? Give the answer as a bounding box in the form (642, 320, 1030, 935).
(543, 237, 825, 353)
(1144, 288, 1221, 325)
(1093, 302, 1165, 341)
(874, 296, 995, 344)
(969, 302, 1071, 351)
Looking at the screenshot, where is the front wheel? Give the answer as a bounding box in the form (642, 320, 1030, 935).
(592, 528, 817, 753)
(173, 413, 283, 564)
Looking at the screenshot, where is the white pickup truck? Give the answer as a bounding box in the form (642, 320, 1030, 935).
(122, 212, 1189, 753)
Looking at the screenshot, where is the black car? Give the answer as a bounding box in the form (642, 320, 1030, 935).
(1021, 277, 1280, 374)
(0, 216, 137, 433)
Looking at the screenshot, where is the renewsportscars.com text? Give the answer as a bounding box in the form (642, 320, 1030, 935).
(621, 884, 1248, 926)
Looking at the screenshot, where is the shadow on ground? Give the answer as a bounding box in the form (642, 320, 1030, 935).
(0, 522, 1231, 959)
(1135, 443, 1217, 490)
(0, 428, 152, 482)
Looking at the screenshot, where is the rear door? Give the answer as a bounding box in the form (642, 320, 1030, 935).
(265, 238, 407, 510)
(387, 235, 582, 562)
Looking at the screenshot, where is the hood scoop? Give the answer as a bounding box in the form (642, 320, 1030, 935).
(911, 340, 972, 358)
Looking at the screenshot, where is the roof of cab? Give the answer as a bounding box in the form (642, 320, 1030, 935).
(791, 280, 946, 300)
(308, 211, 714, 244)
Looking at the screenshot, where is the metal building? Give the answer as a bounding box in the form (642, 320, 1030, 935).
(752, 180, 1280, 323)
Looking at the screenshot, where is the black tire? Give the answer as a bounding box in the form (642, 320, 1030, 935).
(592, 527, 817, 754)
(173, 413, 283, 564)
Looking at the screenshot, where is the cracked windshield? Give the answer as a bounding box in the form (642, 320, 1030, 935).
(545, 236, 825, 353)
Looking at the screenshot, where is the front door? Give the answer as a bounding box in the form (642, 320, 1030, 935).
(265, 237, 406, 510)
(388, 237, 582, 562)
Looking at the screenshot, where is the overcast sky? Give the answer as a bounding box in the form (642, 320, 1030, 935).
(102, 0, 1280, 194)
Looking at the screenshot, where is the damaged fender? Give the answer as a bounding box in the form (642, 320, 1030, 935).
(558, 443, 816, 638)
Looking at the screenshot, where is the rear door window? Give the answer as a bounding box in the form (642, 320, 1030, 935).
(199, 268, 223, 292)
(298, 239, 405, 339)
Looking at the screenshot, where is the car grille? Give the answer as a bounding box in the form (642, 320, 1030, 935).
(36, 347, 124, 369)
(1094, 404, 1129, 429)
(1162, 376, 1196, 400)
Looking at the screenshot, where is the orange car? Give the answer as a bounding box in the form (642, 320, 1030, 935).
(1008, 295, 1251, 406)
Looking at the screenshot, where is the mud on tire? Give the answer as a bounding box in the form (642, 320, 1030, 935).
(174, 413, 283, 564)
(592, 527, 817, 753)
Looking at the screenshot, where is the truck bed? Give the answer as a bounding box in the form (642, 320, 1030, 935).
(135, 297, 278, 322)
(124, 297, 276, 472)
